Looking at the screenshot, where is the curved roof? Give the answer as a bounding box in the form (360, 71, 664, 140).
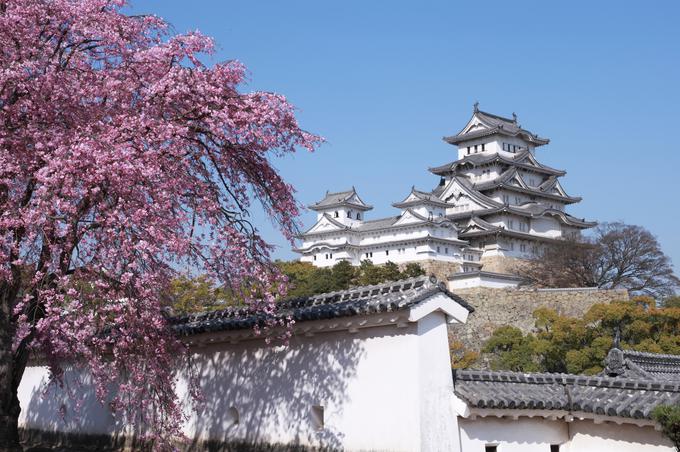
(473, 167, 582, 204)
(454, 368, 680, 421)
(603, 348, 680, 382)
(171, 276, 474, 336)
(393, 187, 450, 208)
(444, 108, 550, 147)
(309, 187, 373, 211)
(429, 150, 566, 177)
(455, 348, 680, 423)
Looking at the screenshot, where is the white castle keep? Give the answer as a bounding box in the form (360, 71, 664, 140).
(294, 105, 595, 281)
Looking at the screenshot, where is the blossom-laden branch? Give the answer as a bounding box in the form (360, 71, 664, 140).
(0, 0, 320, 448)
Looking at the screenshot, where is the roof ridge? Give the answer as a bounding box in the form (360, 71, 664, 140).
(323, 188, 354, 196)
(623, 349, 680, 361)
(454, 369, 680, 392)
(477, 109, 516, 124)
(357, 215, 400, 224)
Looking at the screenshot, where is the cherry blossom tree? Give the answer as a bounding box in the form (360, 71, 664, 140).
(0, 0, 319, 449)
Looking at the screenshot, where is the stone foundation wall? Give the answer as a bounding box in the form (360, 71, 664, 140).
(478, 255, 526, 274)
(409, 260, 461, 282)
(449, 287, 629, 368)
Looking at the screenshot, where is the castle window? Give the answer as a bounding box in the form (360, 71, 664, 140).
(356, 212, 361, 220)
(334, 211, 339, 218)
(520, 243, 527, 252)
(550, 446, 561, 452)
(385, 250, 389, 256)
(482, 143, 486, 151)
(445, 247, 449, 254)
(485, 446, 498, 452)
(467, 146, 471, 154)
(311, 405, 324, 431)
(347, 211, 352, 218)
(436, 246, 441, 253)
(227, 407, 239, 426)
(313, 255, 317, 261)
(329, 253, 333, 259)
(474, 145, 478, 152)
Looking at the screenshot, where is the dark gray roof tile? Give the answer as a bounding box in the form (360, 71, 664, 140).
(171, 276, 473, 336)
(454, 366, 680, 421)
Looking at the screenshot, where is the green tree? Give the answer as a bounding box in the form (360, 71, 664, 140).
(449, 335, 480, 369)
(356, 260, 385, 286)
(483, 326, 541, 372)
(652, 405, 680, 451)
(664, 296, 680, 308)
(403, 262, 426, 278)
(380, 261, 402, 282)
(276, 260, 322, 298)
(331, 260, 357, 291)
(483, 297, 680, 374)
(165, 275, 233, 315)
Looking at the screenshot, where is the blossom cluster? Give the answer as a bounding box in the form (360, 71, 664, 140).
(0, 0, 319, 447)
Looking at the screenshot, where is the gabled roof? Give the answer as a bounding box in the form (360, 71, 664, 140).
(299, 208, 459, 239)
(393, 187, 450, 209)
(429, 150, 565, 177)
(443, 106, 550, 147)
(299, 213, 349, 236)
(446, 202, 595, 230)
(460, 216, 502, 234)
(171, 276, 474, 336)
(474, 167, 582, 204)
(438, 176, 504, 210)
(309, 187, 373, 211)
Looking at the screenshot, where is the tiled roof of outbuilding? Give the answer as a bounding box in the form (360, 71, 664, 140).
(171, 276, 473, 336)
(453, 369, 680, 420)
(603, 348, 680, 382)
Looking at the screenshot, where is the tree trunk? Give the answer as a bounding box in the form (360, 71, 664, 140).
(0, 283, 23, 452)
(0, 345, 22, 451)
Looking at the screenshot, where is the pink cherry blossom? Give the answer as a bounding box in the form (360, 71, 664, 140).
(0, 0, 320, 449)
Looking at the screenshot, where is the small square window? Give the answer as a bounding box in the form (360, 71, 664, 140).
(311, 405, 324, 430)
(485, 446, 498, 452)
(550, 445, 561, 452)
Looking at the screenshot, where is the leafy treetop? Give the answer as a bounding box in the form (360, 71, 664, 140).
(482, 297, 680, 374)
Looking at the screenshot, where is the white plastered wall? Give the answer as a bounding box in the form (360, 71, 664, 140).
(457, 416, 675, 452)
(18, 298, 466, 452)
(458, 417, 568, 452)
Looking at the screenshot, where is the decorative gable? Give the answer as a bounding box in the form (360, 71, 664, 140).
(305, 215, 346, 235)
(393, 210, 425, 226)
(439, 178, 498, 210)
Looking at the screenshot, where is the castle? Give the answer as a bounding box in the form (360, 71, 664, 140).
(295, 105, 596, 283)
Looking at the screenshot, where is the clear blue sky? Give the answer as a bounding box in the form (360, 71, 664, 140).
(129, 0, 680, 271)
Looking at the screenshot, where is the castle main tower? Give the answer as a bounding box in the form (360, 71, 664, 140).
(295, 105, 595, 284)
